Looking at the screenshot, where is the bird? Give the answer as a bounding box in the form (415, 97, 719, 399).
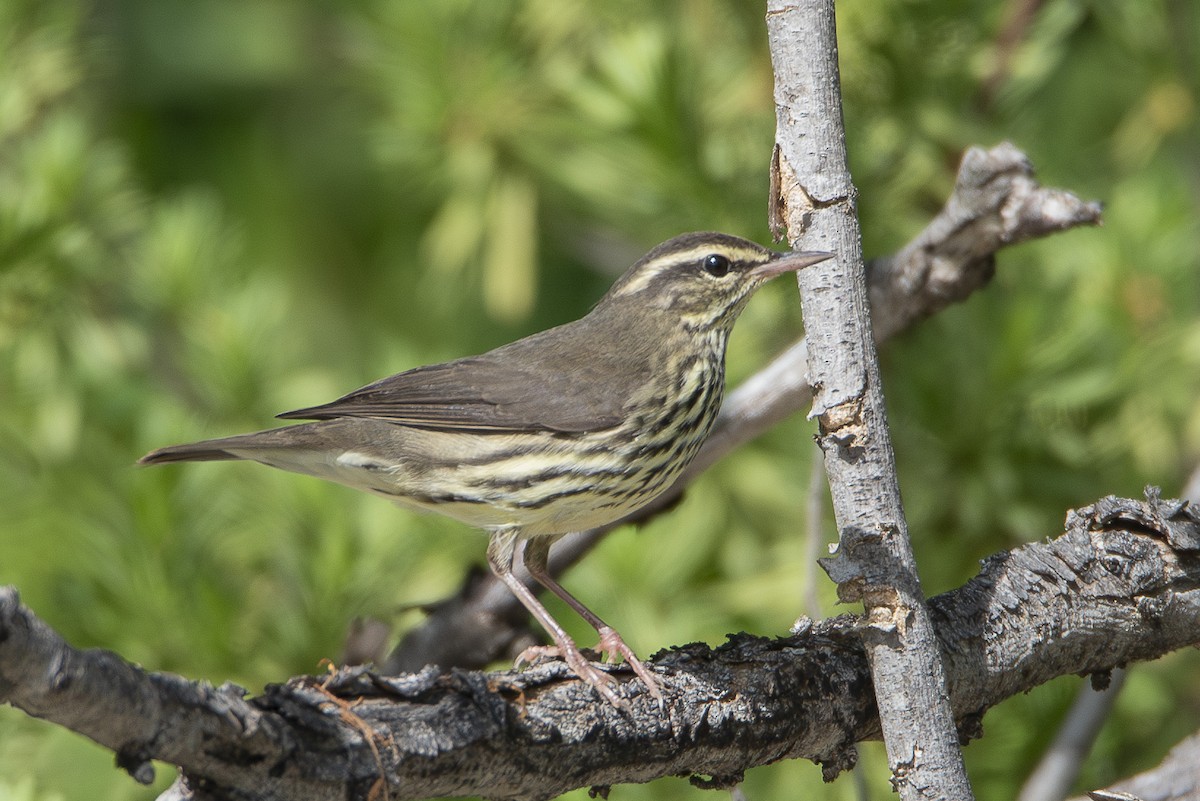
(139, 231, 832, 707)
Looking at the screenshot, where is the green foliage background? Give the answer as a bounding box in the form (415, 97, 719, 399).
(1, 1, 1198, 799)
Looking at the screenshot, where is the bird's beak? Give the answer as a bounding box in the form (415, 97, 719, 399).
(751, 250, 834, 280)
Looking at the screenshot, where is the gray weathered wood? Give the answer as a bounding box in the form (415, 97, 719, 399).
(767, 1, 975, 798)
(3, 493, 1197, 800)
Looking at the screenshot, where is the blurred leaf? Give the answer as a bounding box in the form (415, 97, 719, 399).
(1, 1, 1199, 799)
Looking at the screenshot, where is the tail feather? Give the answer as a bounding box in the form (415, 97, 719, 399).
(137, 421, 377, 469)
(137, 426, 323, 466)
(137, 421, 413, 500)
(138, 440, 246, 465)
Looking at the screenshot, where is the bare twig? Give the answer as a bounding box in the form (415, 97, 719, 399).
(1074, 732, 1200, 801)
(768, 1, 974, 797)
(1019, 670, 1128, 801)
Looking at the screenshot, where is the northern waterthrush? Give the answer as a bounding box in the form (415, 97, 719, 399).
(140, 232, 831, 706)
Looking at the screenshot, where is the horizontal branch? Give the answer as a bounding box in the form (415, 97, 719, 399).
(3, 492, 1196, 801)
(384, 142, 1103, 673)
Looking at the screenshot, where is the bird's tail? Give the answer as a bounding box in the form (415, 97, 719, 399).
(138, 441, 241, 464)
(137, 425, 328, 466)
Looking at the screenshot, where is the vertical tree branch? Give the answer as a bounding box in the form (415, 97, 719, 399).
(766, 2, 976, 799)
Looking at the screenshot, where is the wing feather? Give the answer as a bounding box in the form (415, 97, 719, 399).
(277, 319, 654, 434)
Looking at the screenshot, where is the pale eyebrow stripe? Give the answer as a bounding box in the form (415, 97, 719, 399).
(612, 245, 770, 297)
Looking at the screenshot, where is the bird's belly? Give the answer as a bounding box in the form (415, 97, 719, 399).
(317, 363, 723, 536)
(357, 424, 712, 537)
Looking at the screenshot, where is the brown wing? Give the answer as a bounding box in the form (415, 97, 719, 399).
(276, 318, 655, 434)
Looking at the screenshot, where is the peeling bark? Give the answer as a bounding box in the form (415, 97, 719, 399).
(3, 493, 1197, 801)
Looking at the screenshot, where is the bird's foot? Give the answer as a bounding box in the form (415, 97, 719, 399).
(515, 640, 629, 709)
(593, 626, 664, 704)
(514, 644, 568, 669)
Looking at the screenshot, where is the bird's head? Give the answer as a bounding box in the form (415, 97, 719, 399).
(600, 232, 832, 330)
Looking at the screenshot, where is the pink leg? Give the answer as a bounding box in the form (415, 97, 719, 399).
(521, 537, 663, 702)
(486, 530, 626, 708)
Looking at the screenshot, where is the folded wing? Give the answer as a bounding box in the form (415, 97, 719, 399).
(277, 322, 652, 434)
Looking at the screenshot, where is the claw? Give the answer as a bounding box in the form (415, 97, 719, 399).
(515, 639, 626, 708)
(594, 626, 664, 705)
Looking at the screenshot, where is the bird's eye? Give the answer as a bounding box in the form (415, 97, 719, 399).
(703, 254, 731, 277)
